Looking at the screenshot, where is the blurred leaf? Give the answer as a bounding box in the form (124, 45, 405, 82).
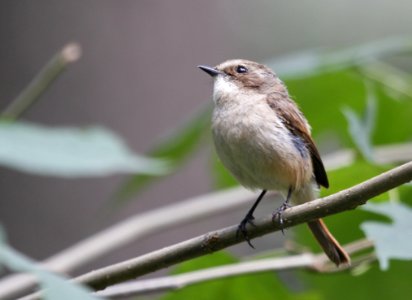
(161, 252, 320, 300)
(116, 105, 211, 201)
(342, 84, 377, 162)
(268, 37, 412, 79)
(360, 202, 412, 270)
(0, 121, 168, 177)
(37, 271, 100, 300)
(0, 230, 100, 300)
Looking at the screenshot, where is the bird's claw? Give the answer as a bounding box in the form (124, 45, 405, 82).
(236, 214, 256, 248)
(272, 202, 291, 235)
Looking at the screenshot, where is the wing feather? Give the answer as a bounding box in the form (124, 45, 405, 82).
(267, 94, 329, 188)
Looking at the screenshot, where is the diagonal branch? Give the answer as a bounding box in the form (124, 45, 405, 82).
(17, 161, 412, 300)
(74, 161, 412, 291)
(1, 144, 411, 300)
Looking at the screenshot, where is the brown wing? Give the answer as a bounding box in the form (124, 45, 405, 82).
(267, 95, 329, 188)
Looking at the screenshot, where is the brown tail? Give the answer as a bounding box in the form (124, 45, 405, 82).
(307, 219, 350, 266)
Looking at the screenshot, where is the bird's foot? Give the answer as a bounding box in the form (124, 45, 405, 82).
(272, 202, 291, 235)
(236, 213, 256, 248)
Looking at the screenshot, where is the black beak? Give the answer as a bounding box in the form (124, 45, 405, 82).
(197, 65, 222, 77)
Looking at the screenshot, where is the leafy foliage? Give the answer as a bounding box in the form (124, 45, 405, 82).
(361, 202, 412, 270)
(0, 121, 168, 177)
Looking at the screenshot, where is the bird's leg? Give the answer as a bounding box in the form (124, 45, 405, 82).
(237, 190, 267, 248)
(272, 187, 293, 234)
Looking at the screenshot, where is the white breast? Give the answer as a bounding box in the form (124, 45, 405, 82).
(211, 78, 313, 194)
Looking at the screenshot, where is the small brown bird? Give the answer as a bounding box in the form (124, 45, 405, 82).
(198, 59, 350, 266)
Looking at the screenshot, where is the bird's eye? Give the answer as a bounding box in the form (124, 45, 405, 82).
(236, 65, 248, 74)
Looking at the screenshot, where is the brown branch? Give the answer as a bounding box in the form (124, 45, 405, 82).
(17, 161, 412, 299)
(73, 161, 412, 291)
(2, 144, 410, 300)
(0, 189, 260, 300)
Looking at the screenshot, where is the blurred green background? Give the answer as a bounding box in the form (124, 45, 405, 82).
(0, 1, 412, 299)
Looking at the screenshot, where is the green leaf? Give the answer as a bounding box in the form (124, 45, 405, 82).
(0, 230, 100, 300)
(161, 252, 320, 300)
(342, 84, 377, 162)
(115, 105, 211, 201)
(360, 202, 412, 270)
(0, 121, 168, 177)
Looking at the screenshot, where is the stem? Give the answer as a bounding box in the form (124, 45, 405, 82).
(1, 43, 81, 120)
(94, 238, 373, 299)
(357, 60, 412, 98)
(96, 255, 315, 298)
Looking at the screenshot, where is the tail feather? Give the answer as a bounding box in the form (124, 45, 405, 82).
(307, 219, 350, 266)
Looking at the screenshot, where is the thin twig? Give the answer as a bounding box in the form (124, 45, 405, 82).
(357, 60, 412, 98)
(308, 239, 375, 272)
(1, 43, 82, 120)
(323, 142, 412, 171)
(95, 255, 315, 299)
(94, 238, 374, 299)
(1, 145, 411, 300)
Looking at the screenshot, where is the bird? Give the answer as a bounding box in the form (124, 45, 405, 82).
(198, 59, 350, 266)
